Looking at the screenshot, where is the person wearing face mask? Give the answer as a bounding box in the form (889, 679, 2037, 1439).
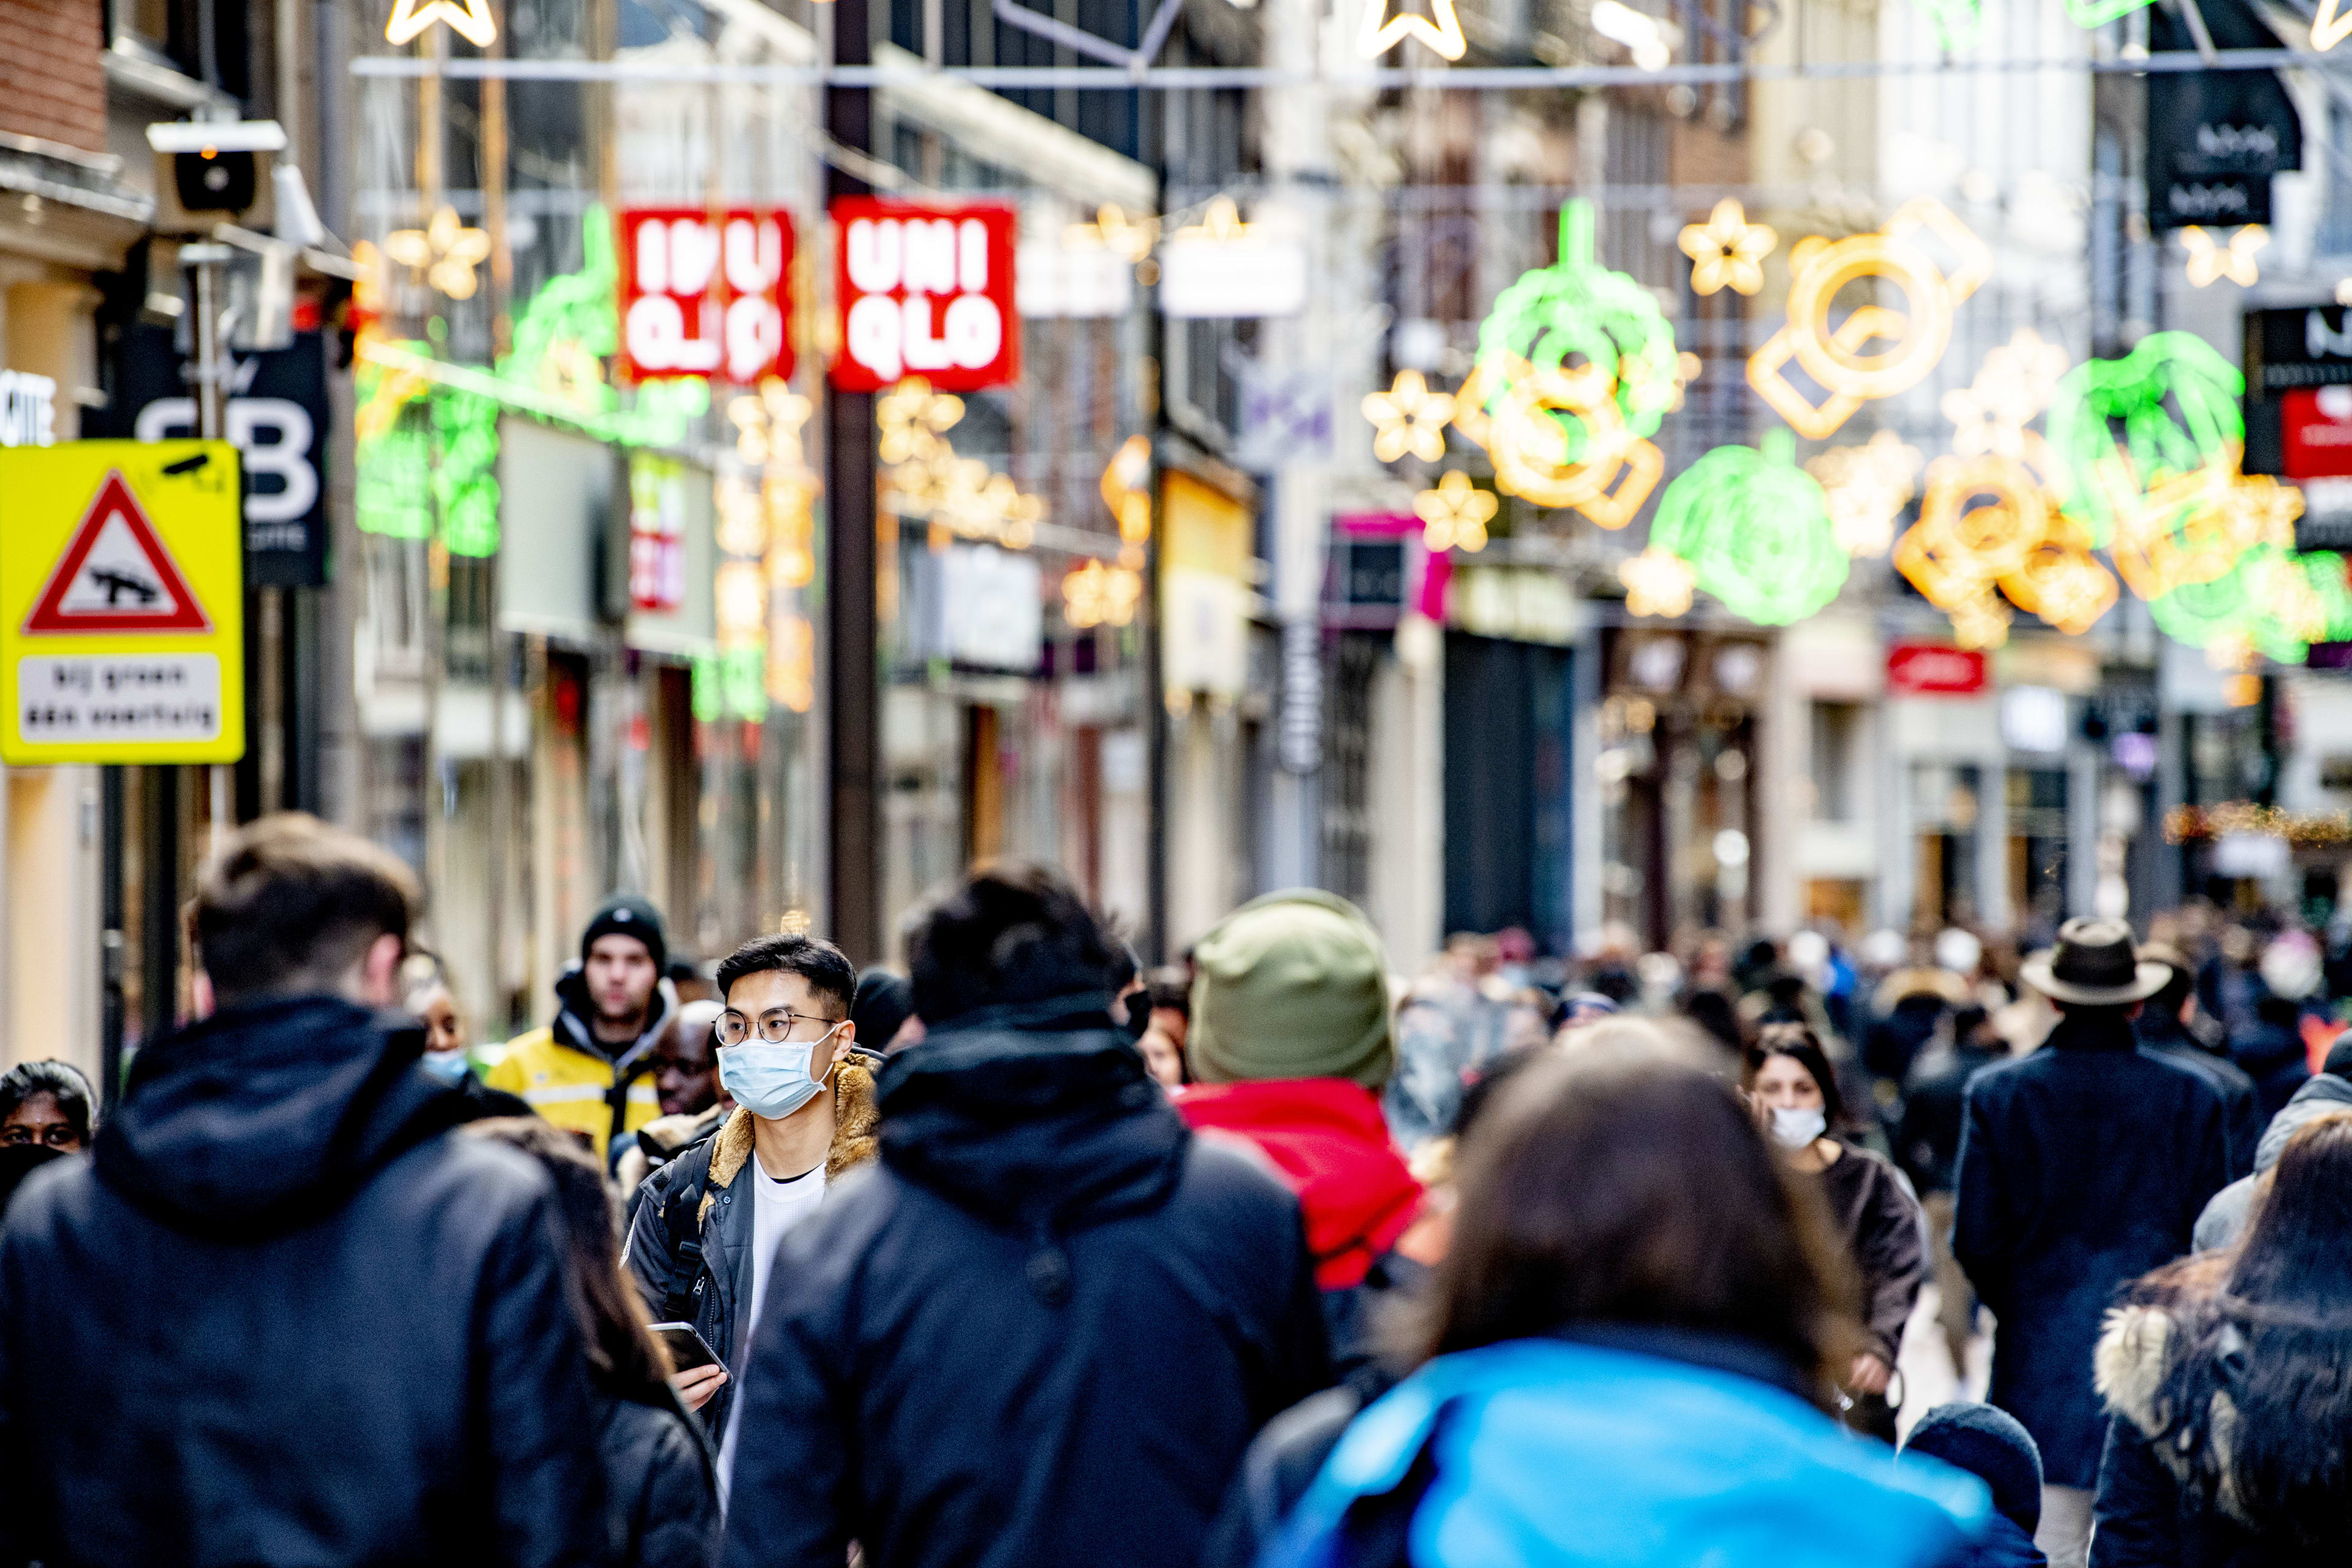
(1745, 1021, 1926, 1443)
(624, 932, 878, 1501)
(401, 960, 535, 1122)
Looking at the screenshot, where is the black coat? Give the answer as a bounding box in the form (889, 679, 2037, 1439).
(718, 1003, 1332, 1568)
(1900, 1041, 2010, 1194)
(1953, 1011, 2232, 1488)
(0, 997, 606, 1568)
(2090, 1422, 2271, 1568)
(2133, 1012, 2265, 1181)
(2226, 1016, 2311, 1124)
(598, 1389, 718, 1568)
(1813, 1143, 1927, 1367)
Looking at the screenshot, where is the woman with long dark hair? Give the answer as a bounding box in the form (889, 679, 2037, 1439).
(2092, 1111, 2352, 1564)
(465, 1118, 718, 1568)
(1746, 1021, 1928, 1441)
(1248, 1030, 1991, 1567)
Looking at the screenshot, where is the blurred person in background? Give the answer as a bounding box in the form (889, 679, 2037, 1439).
(1134, 967, 1193, 1090)
(1746, 1022, 1926, 1441)
(625, 934, 878, 1491)
(718, 864, 1329, 1568)
(399, 959, 534, 1123)
(2092, 1112, 2352, 1566)
(489, 895, 676, 1161)
(1868, 963, 1970, 1091)
(1174, 891, 1434, 1384)
(613, 999, 732, 1194)
(850, 968, 915, 1058)
(1900, 1404, 2049, 1568)
(0, 1060, 94, 1155)
(2192, 1034, 2352, 1252)
(1235, 1030, 1992, 1568)
(0, 813, 606, 1567)
(2135, 943, 2263, 1179)
(2229, 935, 2319, 1121)
(470, 1117, 717, 1568)
(1900, 1006, 2011, 1373)
(1954, 920, 2231, 1568)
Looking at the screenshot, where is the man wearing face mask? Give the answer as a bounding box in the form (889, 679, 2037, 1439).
(624, 932, 879, 1498)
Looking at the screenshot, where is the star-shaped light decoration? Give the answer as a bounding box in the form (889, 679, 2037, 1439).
(728, 379, 816, 467)
(1805, 430, 1923, 557)
(383, 206, 493, 301)
(1358, 0, 1468, 59)
(386, 0, 499, 47)
(1363, 370, 1457, 463)
(1414, 470, 1496, 552)
(2183, 225, 2266, 288)
(1677, 199, 1777, 297)
(1066, 205, 1160, 264)
(1619, 546, 1695, 617)
(876, 377, 965, 464)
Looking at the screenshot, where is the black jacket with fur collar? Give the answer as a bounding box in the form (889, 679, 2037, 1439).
(2092, 1302, 2345, 1567)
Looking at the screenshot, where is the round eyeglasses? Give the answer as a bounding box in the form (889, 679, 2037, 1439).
(715, 1009, 844, 1047)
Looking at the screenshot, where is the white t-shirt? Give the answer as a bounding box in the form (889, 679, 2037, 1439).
(715, 1158, 827, 1504)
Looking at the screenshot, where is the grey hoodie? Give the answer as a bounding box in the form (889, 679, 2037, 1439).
(2191, 1071, 2352, 1250)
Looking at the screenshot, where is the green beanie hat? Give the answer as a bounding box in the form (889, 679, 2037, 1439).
(1186, 889, 1395, 1088)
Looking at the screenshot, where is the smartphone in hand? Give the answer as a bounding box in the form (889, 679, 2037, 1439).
(647, 1321, 722, 1373)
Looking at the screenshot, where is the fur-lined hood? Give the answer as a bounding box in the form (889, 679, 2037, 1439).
(2095, 1303, 2253, 1527)
(694, 1059, 880, 1227)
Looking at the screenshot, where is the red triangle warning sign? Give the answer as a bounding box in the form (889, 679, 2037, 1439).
(21, 471, 212, 635)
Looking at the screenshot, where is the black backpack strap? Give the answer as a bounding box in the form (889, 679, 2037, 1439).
(658, 1138, 716, 1324)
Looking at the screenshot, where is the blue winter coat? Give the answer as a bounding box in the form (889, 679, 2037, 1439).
(1259, 1332, 1992, 1568)
(1953, 1011, 2232, 1488)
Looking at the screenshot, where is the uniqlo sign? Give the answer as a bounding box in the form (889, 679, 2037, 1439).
(831, 199, 1017, 391)
(619, 209, 794, 385)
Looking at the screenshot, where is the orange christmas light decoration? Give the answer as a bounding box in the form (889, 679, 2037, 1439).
(1484, 362, 1662, 529)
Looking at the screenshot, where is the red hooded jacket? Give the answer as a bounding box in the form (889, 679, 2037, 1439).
(1172, 1077, 1422, 1289)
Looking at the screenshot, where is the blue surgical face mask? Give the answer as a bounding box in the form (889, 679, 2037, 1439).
(718, 1026, 846, 1120)
(419, 1048, 472, 1085)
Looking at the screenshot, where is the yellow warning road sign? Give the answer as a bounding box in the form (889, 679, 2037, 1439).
(1, 440, 244, 764)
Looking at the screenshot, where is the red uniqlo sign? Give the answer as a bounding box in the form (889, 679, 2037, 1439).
(619, 209, 794, 385)
(830, 198, 1017, 392)
(1886, 643, 1987, 696)
(2283, 386, 2352, 479)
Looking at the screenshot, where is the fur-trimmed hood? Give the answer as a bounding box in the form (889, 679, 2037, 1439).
(695, 1059, 880, 1226)
(2095, 1303, 2254, 1527)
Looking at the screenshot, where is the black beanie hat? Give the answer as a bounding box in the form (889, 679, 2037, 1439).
(582, 895, 667, 973)
(1901, 1401, 2043, 1534)
(851, 968, 914, 1052)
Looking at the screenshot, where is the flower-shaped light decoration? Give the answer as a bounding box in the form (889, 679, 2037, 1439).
(2183, 225, 2266, 289)
(876, 377, 966, 465)
(729, 379, 815, 467)
(2001, 511, 2119, 636)
(383, 206, 494, 302)
(1944, 328, 2071, 459)
(1415, 470, 1497, 553)
(1619, 546, 1696, 617)
(1678, 199, 1778, 297)
(1647, 429, 1849, 625)
(1475, 199, 1683, 442)
(1363, 370, 1458, 463)
(1805, 429, 1922, 557)
(2046, 331, 2245, 548)
(1063, 559, 1144, 628)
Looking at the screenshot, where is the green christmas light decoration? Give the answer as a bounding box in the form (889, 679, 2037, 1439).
(1472, 198, 1683, 462)
(692, 647, 769, 722)
(1912, 0, 1985, 50)
(432, 388, 502, 558)
(2062, 0, 2152, 26)
(1648, 429, 1849, 625)
(2046, 331, 2243, 545)
(2150, 549, 2352, 666)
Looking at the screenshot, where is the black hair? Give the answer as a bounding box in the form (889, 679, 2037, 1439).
(905, 862, 1119, 1025)
(2324, 1031, 2352, 1082)
(1106, 941, 1140, 993)
(2150, 961, 2195, 1019)
(1744, 1022, 1846, 1132)
(0, 1061, 94, 1143)
(1144, 967, 1191, 1020)
(714, 933, 858, 1018)
(1683, 988, 1745, 1055)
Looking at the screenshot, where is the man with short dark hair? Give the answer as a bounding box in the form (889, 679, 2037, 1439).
(0, 812, 605, 1568)
(488, 894, 674, 1160)
(2134, 940, 2263, 1178)
(625, 932, 880, 1501)
(720, 864, 1330, 1568)
(1954, 918, 2231, 1568)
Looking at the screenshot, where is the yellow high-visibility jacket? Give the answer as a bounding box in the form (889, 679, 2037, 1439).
(484, 976, 669, 1160)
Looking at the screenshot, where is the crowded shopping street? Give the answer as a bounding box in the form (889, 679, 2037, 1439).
(9, 0, 2352, 1563)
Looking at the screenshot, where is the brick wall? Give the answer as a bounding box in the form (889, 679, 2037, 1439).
(0, 0, 107, 155)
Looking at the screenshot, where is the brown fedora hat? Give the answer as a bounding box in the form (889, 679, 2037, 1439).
(2020, 918, 2169, 1006)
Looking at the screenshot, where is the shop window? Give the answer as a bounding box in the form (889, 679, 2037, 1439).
(1809, 700, 1860, 823)
(111, 0, 248, 99)
(2007, 767, 2070, 929)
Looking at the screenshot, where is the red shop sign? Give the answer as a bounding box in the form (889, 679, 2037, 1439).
(1886, 643, 1986, 696)
(830, 198, 1018, 392)
(2283, 385, 2352, 479)
(619, 208, 794, 385)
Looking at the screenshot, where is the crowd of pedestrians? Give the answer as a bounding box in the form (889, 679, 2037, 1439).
(5, 809, 2352, 1564)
